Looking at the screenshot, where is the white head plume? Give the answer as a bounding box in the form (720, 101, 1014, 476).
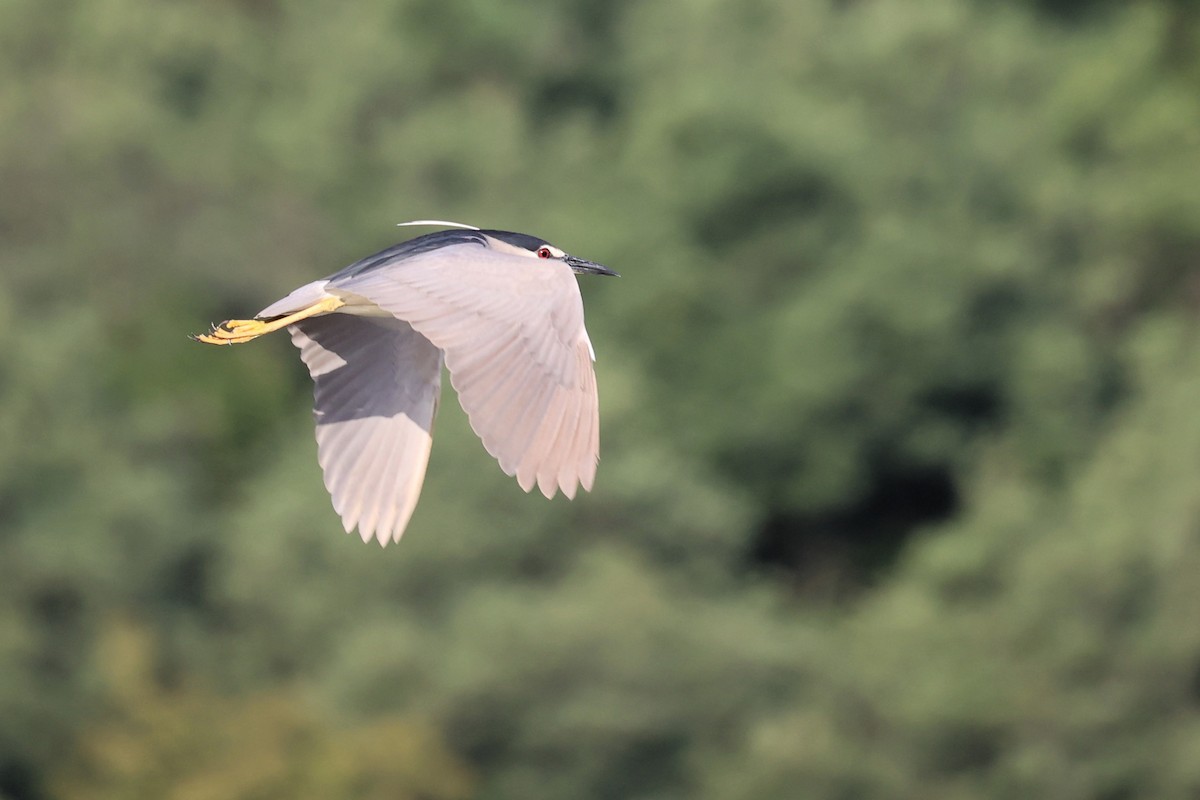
(396, 220, 480, 231)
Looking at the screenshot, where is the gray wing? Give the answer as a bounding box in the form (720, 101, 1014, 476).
(331, 244, 599, 499)
(289, 315, 442, 545)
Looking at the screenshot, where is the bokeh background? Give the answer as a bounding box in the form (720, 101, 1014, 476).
(3, 0, 1200, 797)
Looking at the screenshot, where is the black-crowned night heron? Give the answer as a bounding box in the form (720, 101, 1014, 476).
(195, 220, 616, 545)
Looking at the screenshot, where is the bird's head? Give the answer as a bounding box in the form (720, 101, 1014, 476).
(482, 229, 620, 277)
(395, 220, 618, 277)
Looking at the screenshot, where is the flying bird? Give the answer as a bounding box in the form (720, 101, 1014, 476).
(194, 221, 617, 545)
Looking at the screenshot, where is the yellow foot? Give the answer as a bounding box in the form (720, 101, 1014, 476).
(192, 295, 346, 346)
(192, 319, 270, 345)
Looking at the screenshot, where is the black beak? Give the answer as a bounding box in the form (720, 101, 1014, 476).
(566, 255, 619, 277)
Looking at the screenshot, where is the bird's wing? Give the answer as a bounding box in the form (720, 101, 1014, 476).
(289, 315, 443, 545)
(332, 245, 599, 499)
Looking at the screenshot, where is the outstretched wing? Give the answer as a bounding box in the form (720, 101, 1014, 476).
(331, 244, 599, 499)
(289, 314, 442, 545)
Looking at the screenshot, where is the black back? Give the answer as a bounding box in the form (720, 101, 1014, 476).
(327, 228, 547, 281)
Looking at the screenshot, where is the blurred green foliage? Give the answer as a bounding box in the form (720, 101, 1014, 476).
(1, 0, 1199, 798)
(53, 621, 472, 800)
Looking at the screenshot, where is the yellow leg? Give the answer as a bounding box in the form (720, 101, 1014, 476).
(192, 295, 346, 345)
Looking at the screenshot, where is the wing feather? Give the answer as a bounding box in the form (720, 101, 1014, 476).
(506, 368, 558, 479)
(552, 368, 585, 498)
(290, 314, 442, 545)
(526, 386, 570, 496)
(342, 425, 393, 539)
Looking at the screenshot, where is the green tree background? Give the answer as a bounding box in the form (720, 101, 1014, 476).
(2, 0, 1199, 797)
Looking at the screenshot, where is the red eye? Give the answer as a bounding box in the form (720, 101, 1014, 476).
(537, 247, 552, 259)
